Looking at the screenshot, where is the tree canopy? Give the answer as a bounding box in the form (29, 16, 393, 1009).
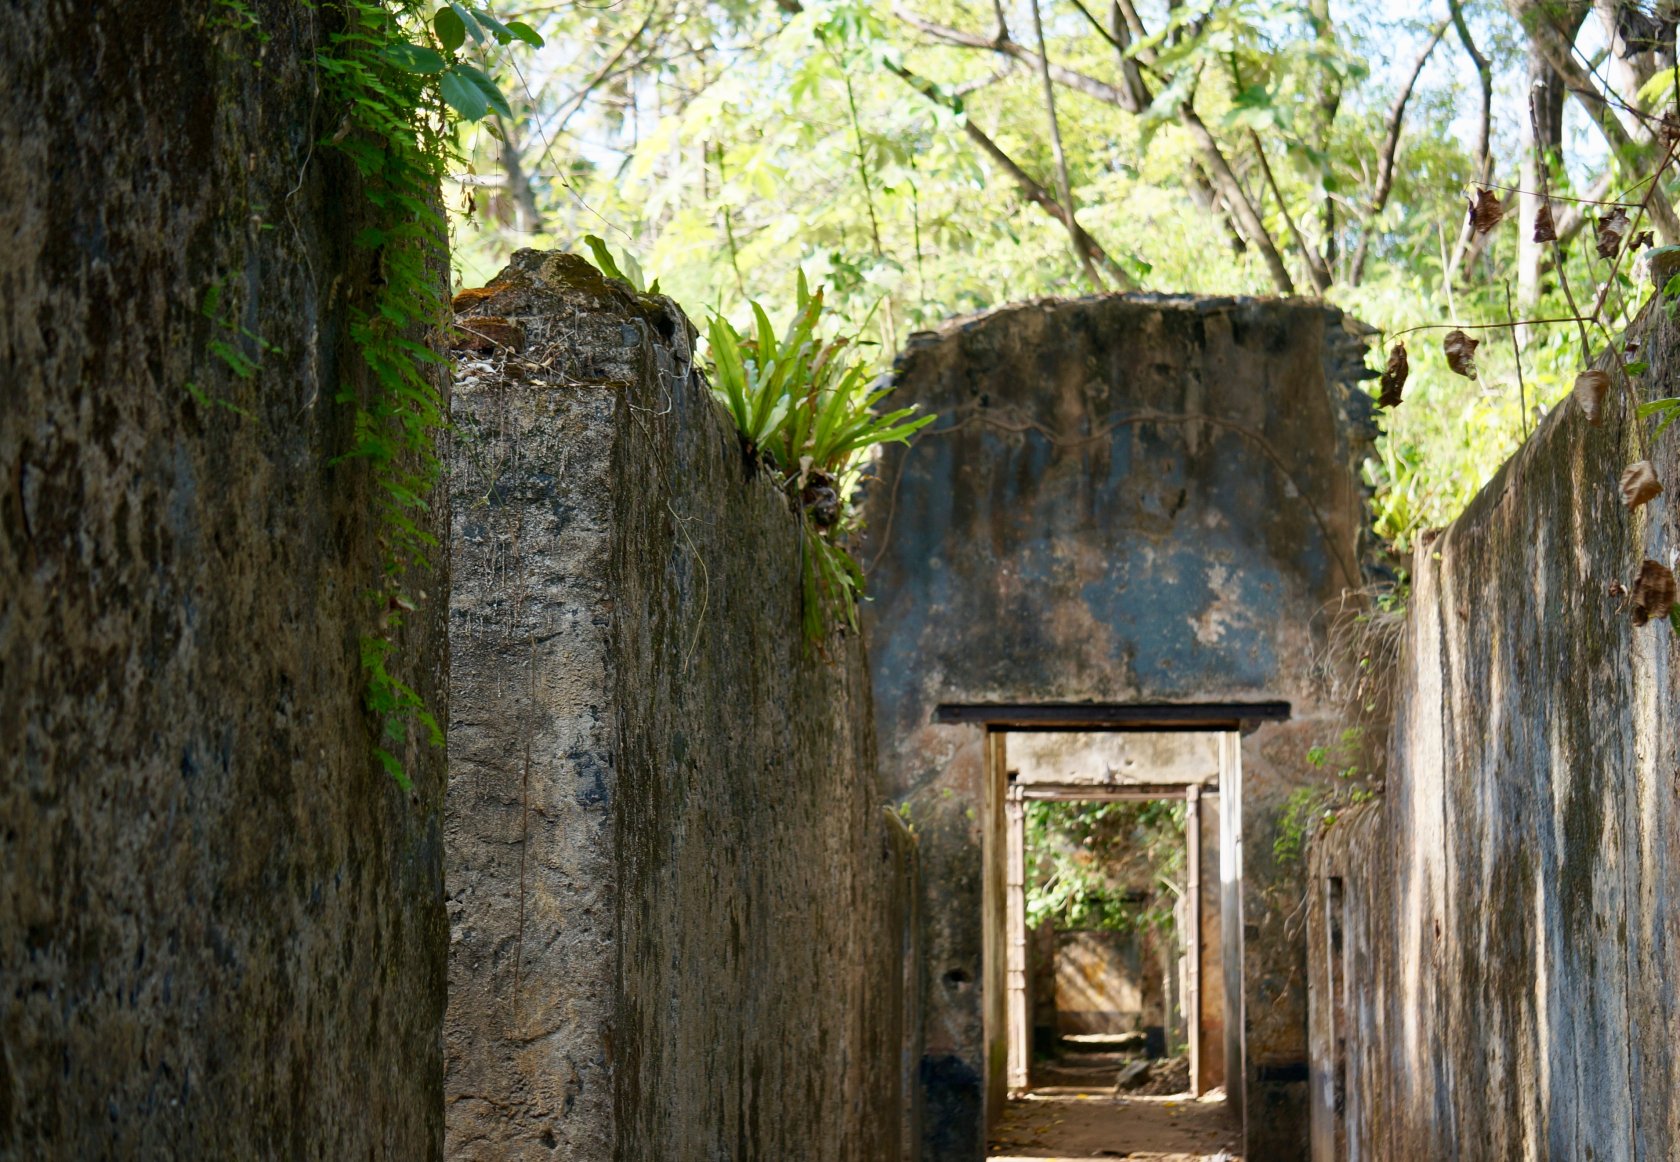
(446, 0, 1680, 550)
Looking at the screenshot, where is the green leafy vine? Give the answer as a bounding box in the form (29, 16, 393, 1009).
(315, 0, 536, 787)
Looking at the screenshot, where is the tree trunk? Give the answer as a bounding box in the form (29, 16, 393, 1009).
(498, 119, 544, 235)
(1520, 47, 1569, 310)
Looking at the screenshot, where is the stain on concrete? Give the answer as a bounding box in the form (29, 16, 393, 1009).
(446, 250, 915, 1161)
(860, 294, 1377, 1161)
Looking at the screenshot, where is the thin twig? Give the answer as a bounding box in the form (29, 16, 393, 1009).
(1505, 279, 1529, 439)
(1475, 181, 1641, 209)
(1385, 316, 1595, 342)
(1028, 0, 1102, 289)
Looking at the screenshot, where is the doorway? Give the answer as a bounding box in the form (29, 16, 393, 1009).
(1001, 730, 1230, 1097)
(937, 701, 1287, 1152)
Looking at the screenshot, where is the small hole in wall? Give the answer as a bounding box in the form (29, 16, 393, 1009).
(943, 967, 973, 988)
(541, 1128, 558, 1149)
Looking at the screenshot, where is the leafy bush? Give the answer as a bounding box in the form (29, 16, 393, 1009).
(1024, 799, 1186, 935)
(704, 274, 933, 637)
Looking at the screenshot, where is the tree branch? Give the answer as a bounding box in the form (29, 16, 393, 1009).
(1446, 0, 1495, 281)
(887, 62, 1139, 289)
(1508, 0, 1680, 242)
(1180, 106, 1294, 293)
(1349, 19, 1448, 284)
(1250, 130, 1330, 292)
(896, 11, 1140, 111)
(1028, 0, 1102, 287)
(1065, 0, 1152, 110)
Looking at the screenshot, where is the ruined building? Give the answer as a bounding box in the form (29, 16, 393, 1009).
(14, 7, 1680, 1157)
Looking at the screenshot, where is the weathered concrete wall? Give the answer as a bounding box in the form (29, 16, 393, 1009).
(0, 4, 448, 1157)
(446, 250, 915, 1160)
(1307, 303, 1680, 1161)
(1051, 929, 1161, 1034)
(1012, 731, 1221, 786)
(860, 295, 1377, 1160)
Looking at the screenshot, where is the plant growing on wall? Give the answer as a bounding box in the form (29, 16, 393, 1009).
(704, 274, 935, 637)
(315, 0, 538, 787)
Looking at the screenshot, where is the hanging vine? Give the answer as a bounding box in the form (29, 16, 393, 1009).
(315, 0, 538, 787)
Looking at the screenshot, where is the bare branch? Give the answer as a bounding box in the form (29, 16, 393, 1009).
(1251, 130, 1331, 293)
(1507, 0, 1680, 242)
(1028, 0, 1102, 288)
(887, 61, 1139, 289)
(1180, 106, 1295, 294)
(1065, 0, 1152, 110)
(1349, 19, 1448, 284)
(896, 11, 1140, 111)
(1445, 0, 1495, 281)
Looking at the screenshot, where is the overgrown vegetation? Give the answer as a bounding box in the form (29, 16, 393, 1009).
(581, 235, 933, 637)
(440, 0, 1680, 565)
(705, 273, 933, 635)
(315, 0, 535, 787)
(1025, 799, 1186, 936)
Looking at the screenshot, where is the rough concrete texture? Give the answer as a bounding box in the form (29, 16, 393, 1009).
(446, 249, 915, 1160)
(1306, 301, 1680, 1161)
(1011, 731, 1221, 785)
(860, 295, 1378, 1160)
(0, 3, 449, 1157)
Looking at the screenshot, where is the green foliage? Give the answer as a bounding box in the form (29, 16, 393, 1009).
(700, 272, 933, 636)
(1025, 798, 1186, 935)
(314, 1, 533, 787)
(377, 2, 531, 123)
(443, 1, 1680, 559)
(1273, 786, 1334, 865)
(583, 234, 658, 294)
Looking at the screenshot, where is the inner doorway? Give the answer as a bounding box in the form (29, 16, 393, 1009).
(938, 701, 1287, 1155)
(1002, 730, 1231, 1098)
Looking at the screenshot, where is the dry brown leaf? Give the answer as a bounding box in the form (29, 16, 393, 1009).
(450, 315, 526, 353)
(1597, 206, 1631, 259)
(1632, 229, 1656, 251)
(1443, 329, 1480, 379)
(1573, 370, 1611, 425)
(1533, 201, 1557, 243)
(1470, 188, 1505, 234)
(1631, 559, 1677, 626)
(1621, 460, 1663, 509)
(1379, 341, 1408, 408)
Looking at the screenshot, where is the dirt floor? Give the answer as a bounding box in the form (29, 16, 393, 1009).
(986, 1089, 1241, 1161)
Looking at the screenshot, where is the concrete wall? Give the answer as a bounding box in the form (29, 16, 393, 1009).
(1051, 929, 1161, 1034)
(0, 4, 449, 1156)
(860, 295, 1377, 1160)
(1306, 302, 1680, 1161)
(1011, 731, 1221, 786)
(445, 250, 915, 1161)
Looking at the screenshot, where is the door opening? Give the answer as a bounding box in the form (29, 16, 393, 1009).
(996, 730, 1232, 1099)
(938, 703, 1289, 1155)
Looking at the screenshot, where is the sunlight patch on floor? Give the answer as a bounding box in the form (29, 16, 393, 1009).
(987, 1089, 1240, 1161)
